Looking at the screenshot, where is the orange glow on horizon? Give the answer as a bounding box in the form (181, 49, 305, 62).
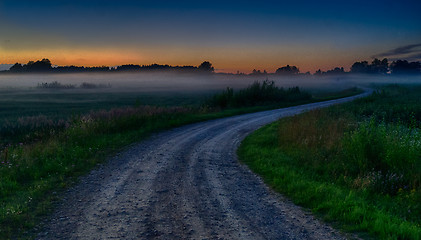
(0, 48, 146, 67)
(0, 47, 354, 74)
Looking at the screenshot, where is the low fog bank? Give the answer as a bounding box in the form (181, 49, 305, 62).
(0, 72, 420, 93)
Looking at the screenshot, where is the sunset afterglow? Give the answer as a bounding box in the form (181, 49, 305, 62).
(1, 0, 420, 73)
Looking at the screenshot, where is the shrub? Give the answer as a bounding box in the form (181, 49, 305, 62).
(36, 81, 76, 89)
(207, 80, 312, 109)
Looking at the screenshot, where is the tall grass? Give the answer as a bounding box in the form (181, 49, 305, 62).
(1, 115, 69, 148)
(342, 120, 420, 195)
(239, 85, 421, 239)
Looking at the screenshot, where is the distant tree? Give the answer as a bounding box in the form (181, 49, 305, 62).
(85, 66, 110, 72)
(25, 58, 52, 72)
(250, 69, 267, 76)
(351, 58, 389, 74)
(55, 65, 85, 72)
(116, 64, 141, 71)
(370, 58, 389, 74)
(390, 60, 421, 75)
(314, 69, 322, 75)
(198, 61, 214, 72)
(325, 67, 345, 75)
(351, 61, 370, 73)
(275, 65, 299, 75)
(9, 63, 24, 72)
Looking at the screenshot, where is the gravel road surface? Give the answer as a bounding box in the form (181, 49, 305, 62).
(38, 91, 371, 239)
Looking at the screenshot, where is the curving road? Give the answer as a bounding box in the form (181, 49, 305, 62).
(38, 91, 371, 239)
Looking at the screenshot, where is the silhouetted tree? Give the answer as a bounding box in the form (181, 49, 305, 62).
(275, 65, 299, 75)
(116, 64, 141, 71)
(250, 69, 267, 76)
(9, 63, 24, 72)
(390, 60, 421, 74)
(351, 61, 370, 73)
(25, 58, 52, 72)
(314, 69, 322, 75)
(55, 65, 85, 72)
(370, 58, 389, 74)
(325, 67, 345, 75)
(85, 66, 110, 72)
(198, 61, 214, 72)
(351, 58, 389, 74)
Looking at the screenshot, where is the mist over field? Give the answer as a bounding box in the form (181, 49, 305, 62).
(1, 72, 420, 93)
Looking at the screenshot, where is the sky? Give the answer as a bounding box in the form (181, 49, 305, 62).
(0, 0, 420, 73)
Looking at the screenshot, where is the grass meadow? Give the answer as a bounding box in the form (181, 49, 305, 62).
(238, 84, 421, 239)
(0, 81, 357, 239)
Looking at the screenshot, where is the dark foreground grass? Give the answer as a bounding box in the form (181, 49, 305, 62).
(238, 85, 421, 239)
(0, 84, 362, 239)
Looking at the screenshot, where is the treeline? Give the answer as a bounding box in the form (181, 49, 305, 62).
(2, 57, 420, 75)
(350, 58, 421, 75)
(316, 58, 421, 75)
(5, 59, 215, 74)
(247, 59, 420, 76)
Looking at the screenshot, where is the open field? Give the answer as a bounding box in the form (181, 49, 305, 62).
(0, 88, 210, 121)
(0, 78, 362, 239)
(0, 81, 360, 147)
(238, 84, 421, 239)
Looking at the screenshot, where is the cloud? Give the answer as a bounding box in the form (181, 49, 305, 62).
(405, 52, 421, 62)
(372, 43, 421, 61)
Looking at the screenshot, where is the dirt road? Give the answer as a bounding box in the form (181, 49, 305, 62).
(38, 91, 371, 239)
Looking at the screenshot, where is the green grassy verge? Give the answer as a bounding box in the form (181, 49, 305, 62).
(0, 85, 362, 239)
(238, 85, 421, 239)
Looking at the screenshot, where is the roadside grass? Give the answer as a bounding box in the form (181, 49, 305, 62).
(238, 85, 421, 239)
(0, 83, 361, 239)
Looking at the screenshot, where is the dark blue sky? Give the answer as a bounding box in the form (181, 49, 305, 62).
(1, 0, 420, 72)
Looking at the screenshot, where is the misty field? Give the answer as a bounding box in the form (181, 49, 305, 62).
(0, 88, 211, 147)
(239, 84, 421, 239)
(0, 78, 357, 239)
